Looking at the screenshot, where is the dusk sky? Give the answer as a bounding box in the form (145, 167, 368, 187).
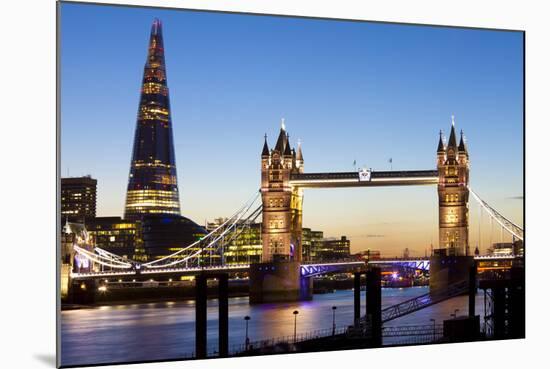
(60, 2, 523, 256)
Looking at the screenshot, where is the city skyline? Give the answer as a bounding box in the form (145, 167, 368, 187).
(60, 3, 523, 256)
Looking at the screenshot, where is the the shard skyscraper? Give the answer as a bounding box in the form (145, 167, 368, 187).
(124, 19, 181, 221)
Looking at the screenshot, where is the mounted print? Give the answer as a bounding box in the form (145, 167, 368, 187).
(58, 1, 525, 367)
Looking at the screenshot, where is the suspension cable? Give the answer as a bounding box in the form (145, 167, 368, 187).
(74, 245, 133, 269)
(143, 192, 261, 268)
(468, 186, 523, 241)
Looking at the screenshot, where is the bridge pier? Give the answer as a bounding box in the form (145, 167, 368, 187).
(194, 273, 229, 359)
(68, 279, 96, 304)
(429, 253, 475, 294)
(352, 268, 382, 346)
(353, 273, 361, 324)
(249, 261, 312, 304)
(479, 267, 524, 340)
(195, 274, 207, 359)
(218, 274, 229, 357)
(366, 268, 382, 347)
(468, 264, 476, 317)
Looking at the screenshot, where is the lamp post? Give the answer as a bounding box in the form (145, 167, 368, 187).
(244, 316, 250, 350)
(430, 318, 436, 341)
(332, 306, 337, 336)
(293, 310, 299, 343)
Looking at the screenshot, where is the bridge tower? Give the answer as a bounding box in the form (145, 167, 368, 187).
(252, 121, 309, 303)
(431, 117, 474, 293)
(260, 121, 304, 262)
(437, 117, 470, 256)
(60, 221, 96, 303)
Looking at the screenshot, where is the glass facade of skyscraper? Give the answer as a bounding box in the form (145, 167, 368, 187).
(124, 19, 181, 221)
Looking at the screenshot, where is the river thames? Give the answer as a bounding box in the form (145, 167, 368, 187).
(61, 287, 485, 366)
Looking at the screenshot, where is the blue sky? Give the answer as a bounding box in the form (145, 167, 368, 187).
(60, 2, 523, 256)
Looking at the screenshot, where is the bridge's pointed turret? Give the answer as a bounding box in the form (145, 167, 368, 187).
(297, 140, 304, 162)
(447, 117, 457, 149)
(295, 139, 304, 174)
(274, 119, 287, 153)
(262, 134, 270, 157)
(458, 130, 468, 156)
(437, 130, 446, 166)
(445, 116, 458, 165)
(437, 130, 445, 153)
(284, 133, 293, 157)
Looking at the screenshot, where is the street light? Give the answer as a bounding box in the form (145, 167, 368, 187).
(293, 310, 299, 343)
(332, 306, 337, 336)
(430, 318, 436, 341)
(244, 316, 251, 350)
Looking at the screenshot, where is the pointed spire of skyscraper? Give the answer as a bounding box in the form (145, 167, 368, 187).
(124, 19, 181, 221)
(145, 18, 166, 71)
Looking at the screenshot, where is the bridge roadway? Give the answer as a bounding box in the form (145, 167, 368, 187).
(71, 261, 367, 280)
(289, 170, 439, 188)
(71, 255, 519, 280)
(367, 254, 519, 271)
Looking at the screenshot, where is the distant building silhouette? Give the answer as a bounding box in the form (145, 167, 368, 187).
(61, 176, 97, 223)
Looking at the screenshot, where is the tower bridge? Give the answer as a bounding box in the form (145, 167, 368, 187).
(259, 117, 471, 267)
(62, 117, 523, 304)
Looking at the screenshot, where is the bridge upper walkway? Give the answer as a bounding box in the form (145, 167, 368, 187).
(289, 170, 438, 188)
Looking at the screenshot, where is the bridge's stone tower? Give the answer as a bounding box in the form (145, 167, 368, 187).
(437, 117, 470, 256)
(260, 121, 304, 262)
(60, 221, 96, 303)
(431, 118, 474, 293)
(251, 122, 309, 303)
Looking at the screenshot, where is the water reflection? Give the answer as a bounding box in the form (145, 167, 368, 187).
(61, 287, 485, 366)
